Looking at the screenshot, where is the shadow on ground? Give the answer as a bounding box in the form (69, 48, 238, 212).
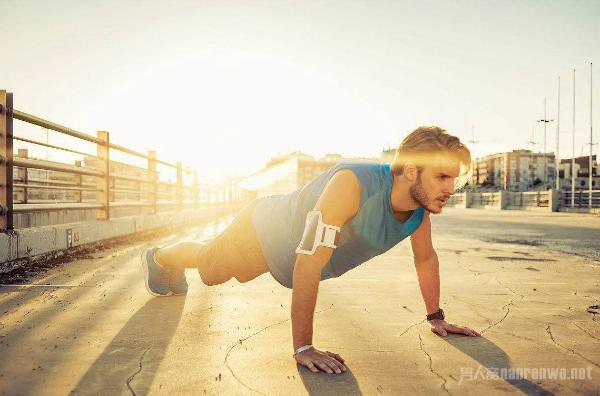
(297, 365, 362, 396)
(70, 296, 185, 395)
(444, 335, 555, 395)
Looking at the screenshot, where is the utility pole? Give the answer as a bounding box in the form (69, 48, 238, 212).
(556, 76, 561, 190)
(537, 97, 554, 189)
(589, 62, 597, 208)
(572, 69, 576, 208)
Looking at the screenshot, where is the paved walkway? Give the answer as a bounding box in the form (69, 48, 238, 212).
(0, 209, 598, 395)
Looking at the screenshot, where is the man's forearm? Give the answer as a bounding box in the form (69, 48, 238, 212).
(414, 254, 441, 314)
(291, 257, 322, 350)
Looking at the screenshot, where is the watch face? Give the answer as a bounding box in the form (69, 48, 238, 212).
(440, 309, 445, 320)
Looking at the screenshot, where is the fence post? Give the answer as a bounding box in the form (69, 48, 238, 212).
(548, 189, 559, 212)
(148, 151, 157, 214)
(499, 190, 507, 209)
(464, 191, 472, 208)
(176, 162, 183, 209)
(96, 131, 110, 220)
(0, 91, 14, 231)
(520, 192, 523, 207)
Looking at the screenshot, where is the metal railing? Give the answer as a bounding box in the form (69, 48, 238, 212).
(507, 191, 549, 208)
(562, 190, 600, 208)
(446, 193, 465, 206)
(470, 192, 499, 207)
(1, 90, 247, 231)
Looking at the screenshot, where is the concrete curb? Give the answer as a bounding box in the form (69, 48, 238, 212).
(0, 204, 241, 272)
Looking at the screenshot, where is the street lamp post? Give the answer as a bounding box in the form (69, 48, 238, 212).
(556, 77, 561, 190)
(572, 69, 576, 208)
(537, 97, 554, 189)
(589, 62, 595, 208)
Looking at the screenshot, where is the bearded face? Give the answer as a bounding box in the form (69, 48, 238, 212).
(409, 163, 457, 214)
(409, 173, 441, 214)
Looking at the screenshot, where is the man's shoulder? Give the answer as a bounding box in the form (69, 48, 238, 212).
(332, 162, 388, 183)
(327, 168, 361, 194)
(326, 162, 389, 204)
(334, 161, 387, 171)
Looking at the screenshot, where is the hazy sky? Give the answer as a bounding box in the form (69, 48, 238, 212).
(1, 0, 599, 179)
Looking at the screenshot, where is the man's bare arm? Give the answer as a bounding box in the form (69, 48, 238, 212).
(291, 169, 360, 373)
(410, 212, 441, 315)
(410, 211, 480, 337)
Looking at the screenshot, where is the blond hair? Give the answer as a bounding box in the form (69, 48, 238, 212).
(391, 126, 472, 184)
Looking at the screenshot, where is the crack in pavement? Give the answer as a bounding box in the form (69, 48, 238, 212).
(481, 300, 513, 334)
(545, 324, 600, 368)
(398, 319, 426, 338)
(573, 323, 600, 341)
(223, 304, 335, 395)
(478, 277, 528, 334)
(417, 332, 452, 396)
(494, 277, 525, 300)
(126, 346, 151, 396)
(523, 300, 556, 305)
(505, 332, 539, 343)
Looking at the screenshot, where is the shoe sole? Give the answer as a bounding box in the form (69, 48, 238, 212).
(140, 249, 173, 297)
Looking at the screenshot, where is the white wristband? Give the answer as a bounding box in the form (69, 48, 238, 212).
(293, 344, 313, 356)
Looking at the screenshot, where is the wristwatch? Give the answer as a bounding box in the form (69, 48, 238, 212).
(426, 308, 445, 321)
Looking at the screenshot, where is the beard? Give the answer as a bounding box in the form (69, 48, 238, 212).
(409, 175, 441, 214)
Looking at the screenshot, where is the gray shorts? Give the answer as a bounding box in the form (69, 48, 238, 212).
(196, 200, 271, 285)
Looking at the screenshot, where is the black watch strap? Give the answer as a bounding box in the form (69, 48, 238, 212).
(426, 308, 445, 321)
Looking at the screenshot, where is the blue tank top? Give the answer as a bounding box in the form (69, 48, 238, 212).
(252, 162, 425, 288)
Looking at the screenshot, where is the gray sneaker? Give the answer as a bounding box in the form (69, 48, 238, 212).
(141, 247, 172, 296)
(169, 268, 188, 295)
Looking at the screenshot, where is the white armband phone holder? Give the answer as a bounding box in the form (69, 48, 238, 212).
(295, 211, 341, 255)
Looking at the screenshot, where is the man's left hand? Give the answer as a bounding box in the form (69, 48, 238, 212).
(429, 319, 481, 337)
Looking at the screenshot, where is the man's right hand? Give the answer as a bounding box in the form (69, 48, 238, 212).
(294, 347, 346, 374)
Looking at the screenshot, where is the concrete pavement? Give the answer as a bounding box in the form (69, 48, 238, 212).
(0, 209, 598, 395)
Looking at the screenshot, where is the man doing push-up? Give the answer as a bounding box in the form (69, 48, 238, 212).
(141, 126, 481, 375)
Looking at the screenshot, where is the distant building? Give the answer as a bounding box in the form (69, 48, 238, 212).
(239, 151, 378, 197)
(266, 151, 345, 188)
(558, 155, 599, 189)
(471, 150, 555, 191)
(238, 147, 600, 198)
